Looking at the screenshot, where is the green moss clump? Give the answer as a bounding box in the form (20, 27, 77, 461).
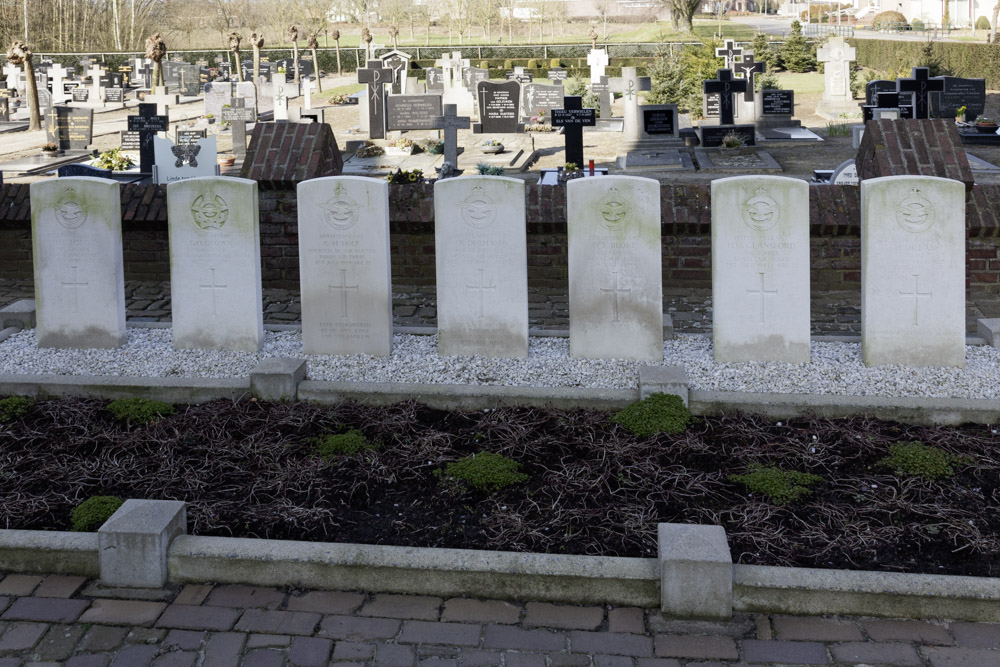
(312, 429, 376, 459)
(71, 495, 123, 532)
(878, 441, 969, 481)
(0, 396, 34, 422)
(440, 452, 528, 493)
(729, 466, 823, 505)
(107, 398, 175, 425)
(611, 393, 691, 436)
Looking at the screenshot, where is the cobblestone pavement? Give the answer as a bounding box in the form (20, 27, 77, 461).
(2, 279, 997, 336)
(0, 573, 997, 666)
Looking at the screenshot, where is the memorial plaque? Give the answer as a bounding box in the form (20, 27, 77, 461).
(865, 79, 895, 105)
(705, 92, 720, 117)
(71, 88, 89, 102)
(105, 87, 124, 103)
(548, 68, 568, 82)
(120, 131, 141, 150)
(700, 124, 755, 147)
(386, 94, 443, 130)
(476, 80, 521, 133)
(425, 67, 444, 91)
(930, 76, 986, 121)
(522, 83, 563, 118)
(176, 129, 206, 145)
(642, 108, 675, 135)
(45, 107, 94, 150)
(761, 90, 794, 116)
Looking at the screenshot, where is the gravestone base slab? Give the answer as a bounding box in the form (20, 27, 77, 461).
(977, 319, 1000, 347)
(694, 149, 781, 173)
(250, 357, 307, 401)
(957, 129, 1000, 146)
(587, 118, 624, 132)
(758, 126, 823, 142)
(615, 148, 693, 172)
(472, 123, 525, 134)
(814, 104, 862, 121)
(638, 365, 689, 406)
(0, 299, 36, 329)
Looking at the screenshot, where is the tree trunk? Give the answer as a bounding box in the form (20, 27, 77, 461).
(253, 44, 260, 83)
(153, 61, 161, 88)
(993, 1, 999, 43)
(23, 59, 40, 131)
(335, 42, 341, 75)
(292, 42, 300, 83)
(311, 47, 322, 91)
(235, 52, 243, 81)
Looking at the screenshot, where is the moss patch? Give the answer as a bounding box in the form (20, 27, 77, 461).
(611, 392, 691, 436)
(730, 465, 823, 505)
(439, 452, 528, 493)
(312, 429, 376, 459)
(71, 495, 123, 532)
(878, 441, 969, 481)
(0, 396, 34, 423)
(106, 398, 175, 425)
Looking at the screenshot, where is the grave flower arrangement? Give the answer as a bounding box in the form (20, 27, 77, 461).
(328, 93, 352, 105)
(720, 130, 747, 149)
(386, 168, 423, 184)
(94, 147, 135, 171)
(480, 138, 504, 153)
(976, 116, 998, 133)
(355, 141, 385, 158)
(40, 142, 60, 156)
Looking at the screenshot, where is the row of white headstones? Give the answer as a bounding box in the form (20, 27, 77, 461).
(31, 174, 966, 368)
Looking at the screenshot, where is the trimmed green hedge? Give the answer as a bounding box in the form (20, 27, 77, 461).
(851, 39, 1000, 88)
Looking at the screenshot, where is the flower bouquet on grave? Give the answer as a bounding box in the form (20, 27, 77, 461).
(40, 142, 62, 157)
(93, 147, 134, 171)
(557, 162, 583, 184)
(954, 106, 968, 124)
(386, 168, 423, 185)
(720, 130, 747, 150)
(355, 140, 385, 158)
(975, 117, 999, 134)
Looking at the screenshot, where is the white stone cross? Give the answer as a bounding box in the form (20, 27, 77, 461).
(899, 274, 931, 326)
(587, 49, 609, 84)
(715, 40, 743, 70)
(816, 36, 856, 103)
(48, 63, 70, 104)
(600, 271, 631, 322)
(303, 76, 315, 109)
(199, 268, 228, 316)
(61, 266, 89, 313)
(746, 272, 778, 324)
(87, 65, 105, 100)
(3, 62, 23, 92)
(466, 268, 496, 319)
(329, 268, 359, 319)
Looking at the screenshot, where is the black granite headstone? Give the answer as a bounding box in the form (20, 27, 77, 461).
(45, 106, 93, 150)
(358, 59, 393, 140)
(703, 69, 747, 126)
(475, 80, 522, 134)
(71, 88, 89, 102)
(896, 67, 944, 120)
(930, 76, 986, 121)
(521, 83, 564, 119)
(105, 87, 124, 103)
(642, 107, 675, 134)
(700, 124, 755, 147)
(761, 90, 794, 116)
(865, 79, 895, 105)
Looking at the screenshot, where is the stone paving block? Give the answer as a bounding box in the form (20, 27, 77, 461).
(548, 653, 592, 666)
(125, 627, 166, 644)
(636, 660, 683, 667)
(645, 613, 754, 637)
(241, 648, 286, 667)
(172, 585, 212, 607)
(288, 636, 333, 666)
(250, 357, 307, 400)
(235, 609, 320, 636)
(162, 629, 205, 650)
(246, 634, 291, 648)
(755, 616, 772, 640)
(503, 653, 547, 667)
(155, 604, 241, 631)
(920, 646, 1000, 667)
(0, 576, 42, 597)
(334, 641, 376, 660)
(417, 644, 460, 658)
(591, 655, 632, 667)
(0, 622, 47, 651)
(483, 625, 566, 651)
(79, 600, 166, 627)
(441, 598, 522, 624)
(570, 631, 654, 657)
(398, 620, 481, 646)
(65, 655, 109, 667)
(741, 639, 829, 664)
(151, 651, 198, 667)
(204, 585, 285, 610)
(862, 619, 953, 645)
(33, 575, 87, 599)
(653, 634, 738, 660)
(829, 641, 923, 666)
(609, 607, 646, 634)
(524, 602, 604, 631)
(374, 642, 416, 666)
(319, 615, 401, 641)
(1, 598, 90, 623)
(950, 622, 1000, 648)
(34, 623, 86, 660)
(360, 594, 442, 620)
(772, 616, 864, 641)
(79, 626, 129, 652)
(455, 649, 500, 667)
(286, 591, 365, 614)
(109, 644, 158, 667)
(203, 632, 245, 667)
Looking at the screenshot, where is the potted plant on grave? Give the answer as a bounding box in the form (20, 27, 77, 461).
(976, 116, 999, 133)
(719, 130, 747, 150)
(480, 138, 504, 154)
(954, 106, 967, 124)
(40, 142, 61, 157)
(217, 154, 236, 167)
(557, 162, 582, 184)
(355, 141, 385, 158)
(204, 113, 215, 124)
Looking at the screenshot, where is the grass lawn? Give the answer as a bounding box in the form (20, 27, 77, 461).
(775, 71, 825, 94)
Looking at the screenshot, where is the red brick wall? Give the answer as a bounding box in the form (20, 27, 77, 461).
(3, 182, 1000, 295)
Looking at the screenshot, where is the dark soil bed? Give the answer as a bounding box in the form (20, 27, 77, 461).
(2, 396, 998, 577)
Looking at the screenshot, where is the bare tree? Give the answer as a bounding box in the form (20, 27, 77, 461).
(6, 40, 39, 131)
(308, 33, 322, 91)
(389, 25, 399, 48)
(145, 32, 166, 88)
(229, 31, 243, 81)
(664, 0, 700, 31)
(250, 31, 263, 82)
(993, 1, 999, 43)
(331, 29, 342, 74)
(288, 24, 301, 83)
(361, 26, 372, 60)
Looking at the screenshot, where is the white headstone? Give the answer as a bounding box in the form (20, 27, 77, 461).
(861, 175, 966, 367)
(87, 65, 104, 100)
(711, 176, 810, 363)
(816, 36, 856, 106)
(2, 63, 22, 92)
(830, 159, 858, 185)
(167, 177, 264, 351)
(30, 177, 126, 348)
(587, 49, 609, 84)
(304, 76, 314, 109)
(48, 63, 69, 105)
(567, 176, 663, 361)
(434, 176, 529, 358)
(274, 83, 290, 121)
(153, 136, 218, 184)
(297, 176, 393, 356)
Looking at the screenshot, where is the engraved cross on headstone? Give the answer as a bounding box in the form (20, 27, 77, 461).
(736, 54, 765, 102)
(61, 266, 89, 313)
(746, 272, 778, 324)
(899, 274, 932, 326)
(715, 40, 743, 70)
(329, 268, 359, 319)
(430, 103, 470, 166)
(200, 268, 228, 316)
(703, 69, 747, 126)
(357, 60, 394, 140)
(466, 268, 496, 319)
(600, 271, 631, 322)
(896, 67, 944, 120)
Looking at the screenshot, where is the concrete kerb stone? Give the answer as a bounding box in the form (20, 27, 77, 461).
(250, 357, 307, 401)
(0, 299, 36, 329)
(98, 499, 187, 588)
(638, 365, 689, 406)
(658, 523, 732, 619)
(0, 327, 20, 344)
(0, 529, 99, 577)
(977, 318, 1000, 347)
(0, 374, 250, 404)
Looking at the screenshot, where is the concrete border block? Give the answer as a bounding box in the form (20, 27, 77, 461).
(250, 357, 307, 401)
(639, 365, 689, 406)
(663, 314, 675, 341)
(98, 499, 187, 588)
(977, 318, 1000, 347)
(658, 523, 732, 619)
(0, 529, 99, 577)
(1, 299, 36, 329)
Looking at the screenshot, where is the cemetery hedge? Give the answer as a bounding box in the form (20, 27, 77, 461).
(0, 396, 998, 577)
(851, 39, 1000, 88)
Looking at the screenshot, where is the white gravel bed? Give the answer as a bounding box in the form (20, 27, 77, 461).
(1, 327, 1000, 400)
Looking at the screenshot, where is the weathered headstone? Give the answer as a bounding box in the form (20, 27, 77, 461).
(587, 48, 609, 84)
(153, 135, 217, 184)
(548, 68, 568, 84)
(567, 176, 663, 361)
(551, 96, 596, 167)
(474, 80, 522, 134)
(71, 88, 89, 103)
(221, 97, 254, 158)
(167, 176, 263, 351)
(434, 176, 528, 358)
(861, 175, 965, 367)
(711, 175, 810, 363)
(612, 67, 652, 148)
(273, 83, 289, 121)
(830, 159, 858, 185)
(430, 104, 470, 166)
(379, 49, 411, 95)
(2, 63, 22, 92)
(357, 60, 393, 139)
(521, 83, 564, 120)
(816, 36, 856, 107)
(30, 177, 126, 348)
(297, 176, 393, 356)
(105, 87, 124, 104)
(386, 94, 443, 131)
(48, 63, 70, 105)
(45, 107, 93, 150)
(592, 76, 611, 119)
(425, 67, 444, 92)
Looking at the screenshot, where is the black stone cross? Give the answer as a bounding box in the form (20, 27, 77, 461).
(703, 69, 747, 126)
(357, 59, 394, 139)
(736, 54, 766, 102)
(896, 67, 944, 120)
(715, 40, 743, 69)
(551, 96, 596, 168)
(127, 103, 168, 174)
